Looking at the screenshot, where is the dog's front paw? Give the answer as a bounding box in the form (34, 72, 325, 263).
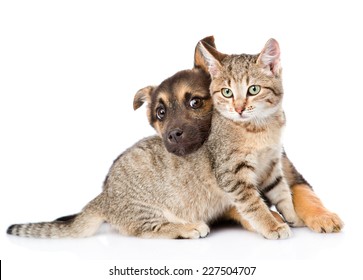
(305, 211, 343, 233)
(262, 223, 292, 240)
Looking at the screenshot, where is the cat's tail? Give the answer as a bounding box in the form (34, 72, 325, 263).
(7, 196, 104, 238)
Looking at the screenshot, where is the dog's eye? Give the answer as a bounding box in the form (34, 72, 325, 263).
(156, 106, 166, 121)
(189, 97, 203, 109)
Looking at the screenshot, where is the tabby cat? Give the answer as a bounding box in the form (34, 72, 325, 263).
(197, 38, 304, 238)
(7, 39, 302, 239)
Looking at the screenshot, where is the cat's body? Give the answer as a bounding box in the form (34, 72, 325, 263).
(208, 109, 300, 238)
(197, 40, 304, 237)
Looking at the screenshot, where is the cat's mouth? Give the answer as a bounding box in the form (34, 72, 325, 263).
(238, 111, 252, 120)
(240, 112, 249, 118)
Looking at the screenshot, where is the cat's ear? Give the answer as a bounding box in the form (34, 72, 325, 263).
(133, 85, 155, 110)
(194, 36, 225, 77)
(257, 38, 281, 76)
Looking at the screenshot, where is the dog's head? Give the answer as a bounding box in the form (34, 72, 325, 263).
(133, 36, 218, 156)
(133, 68, 212, 156)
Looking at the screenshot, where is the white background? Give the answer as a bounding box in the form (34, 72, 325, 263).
(1, 0, 362, 279)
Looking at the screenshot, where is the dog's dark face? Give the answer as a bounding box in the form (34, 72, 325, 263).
(134, 68, 212, 156)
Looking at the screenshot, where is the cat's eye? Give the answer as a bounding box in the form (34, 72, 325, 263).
(221, 88, 233, 98)
(156, 105, 166, 121)
(248, 85, 261, 96)
(189, 97, 203, 109)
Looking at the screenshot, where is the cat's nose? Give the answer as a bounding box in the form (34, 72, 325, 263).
(234, 106, 244, 114)
(168, 128, 184, 143)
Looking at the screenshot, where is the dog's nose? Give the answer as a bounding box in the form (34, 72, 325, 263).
(168, 128, 184, 143)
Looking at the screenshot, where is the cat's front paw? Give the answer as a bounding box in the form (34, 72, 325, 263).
(304, 211, 343, 233)
(286, 216, 305, 228)
(182, 222, 210, 239)
(262, 223, 292, 240)
(278, 204, 305, 227)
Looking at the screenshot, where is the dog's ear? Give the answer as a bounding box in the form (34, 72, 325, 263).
(194, 37, 226, 78)
(194, 36, 216, 72)
(199, 36, 217, 49)
(133, 86, 155, 110)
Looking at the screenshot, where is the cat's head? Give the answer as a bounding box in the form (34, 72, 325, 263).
(195, 38, 284, 123)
